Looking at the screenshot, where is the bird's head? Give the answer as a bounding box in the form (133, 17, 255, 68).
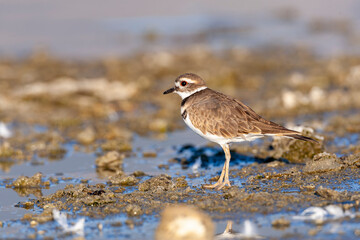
(163, 73, 207, 99)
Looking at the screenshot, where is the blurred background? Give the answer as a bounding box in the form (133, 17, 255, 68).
(1, 0, 360, 134)
(1, 0, 360, 59)
(1, 1, 360, 239)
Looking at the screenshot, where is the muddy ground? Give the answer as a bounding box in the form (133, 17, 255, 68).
(0, 47, 360, 239)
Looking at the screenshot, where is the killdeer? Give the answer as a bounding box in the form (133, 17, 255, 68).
(164, 73, 316, 190)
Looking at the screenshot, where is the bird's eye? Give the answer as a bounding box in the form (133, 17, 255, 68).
(181, 81, 187, 87)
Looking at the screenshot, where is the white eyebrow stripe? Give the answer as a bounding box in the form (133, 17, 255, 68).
(179, 77, 196, 83)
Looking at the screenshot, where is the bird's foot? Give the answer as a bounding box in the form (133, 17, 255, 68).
(202, 182, 220, 189)
(214, 179, 231, 190)
(202, 179, 231, 190)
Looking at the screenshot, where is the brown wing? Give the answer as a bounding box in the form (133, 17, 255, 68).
(187, 89, 299, 138)
(188, 96, 241, 138)
(233, 99, 299, 135)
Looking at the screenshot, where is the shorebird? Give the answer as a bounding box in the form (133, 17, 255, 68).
(164, 73, 316, 190)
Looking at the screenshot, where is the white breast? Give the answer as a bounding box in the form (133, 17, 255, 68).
(182, 114, 233, 145)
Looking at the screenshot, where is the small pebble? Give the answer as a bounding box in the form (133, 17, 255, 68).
(111, 222, 123, 227)
(132, 171, 146, 177)
(76, 127, 95, 144)
(97, 223, 103, 231)
(143, 151, 157, 158)
(271, 217, 290, 228)
(24, 202, 35, 209)
(125, 204, 142, 217)
(158, 164, 169, 170)
(125, 219, 135, 229)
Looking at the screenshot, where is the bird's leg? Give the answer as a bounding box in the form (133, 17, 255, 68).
(216, 144, 231, 190)
(203, 159, 226, 189)
(223, 221, 233, 234)
(203, 144, 231, 190)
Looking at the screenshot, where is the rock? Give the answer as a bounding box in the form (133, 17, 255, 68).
(38, 143, 66, 160)
(95, 151, 124, 171)
(300, 184, 316, 191)
(10, 172, 43, 188)
(149, 119, 168, 133)
(23, 201, 35, 209)
(155, 205, 214, 240)
(76, 127, 95, 144)
(138, 174, 175, 192)
(30, 220, 38, 228)
(304, 152, 343, 173)
(125, 204, 142, 217)
(0, 141, 23, 158)
(32, 208, 54, 223)
(111, 222, 123, 227)
(125, 219, 135, 229)
(272, 217, 290, 229)
(222, 187, 244, 199)
(43, 203, 56, 210)
(174, 177, 188, 188)
(343, 153, 360, 167)
(81, 192, 116, 206)
(143, 151, 157, 158)
(101, 140, 132, 152)
(270, 127, 323, 163)
(107, 175, 139, 186)
(315, 186, 343, 200)
(158, 164, 169, 170)
(132, 171, 146, 177)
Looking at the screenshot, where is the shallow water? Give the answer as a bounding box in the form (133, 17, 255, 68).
(0, 128, 245, 222)
(0, 129, 227, 238)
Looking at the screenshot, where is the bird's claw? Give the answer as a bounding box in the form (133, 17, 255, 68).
(202, 179, 231, 190)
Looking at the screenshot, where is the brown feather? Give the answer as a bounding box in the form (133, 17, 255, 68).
(183, 88, 316, 142)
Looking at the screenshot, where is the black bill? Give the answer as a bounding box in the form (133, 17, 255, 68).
(163, 87, 175, 94)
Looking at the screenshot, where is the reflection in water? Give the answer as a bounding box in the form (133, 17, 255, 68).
(0, 161, 16, 172)
(293, 205, 359, 222)
(0, 122, 12, 138)
(216, 220, 264, 239)
(95, 151, 124, 178)
(53, 209, 85, 236)
(177, 145, 256, 169)
(216, 221, 234, 239)
(12, 187, 43, 198)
